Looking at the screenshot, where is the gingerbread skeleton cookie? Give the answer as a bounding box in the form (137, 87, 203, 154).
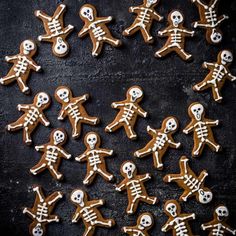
(183, 102, 220, 157)
(30, 128, 71, 180)
(134, 116, 181, 170)
(7, 92, 50, 145)
(123, 0, 163, 43)
(191, 0, 229, 44)
(35, 4, 74, 57)
(201, 205, 236, 235)
(78, 4, 121, 57)
(55, 86, 99, 138)
(75, 131, 114, 185)
(116, 161, 157, 214)
(0, 39, 41, 94)
(70, 189, 115, 236)
(193, 50, 236, 102)
(122, 212, 154, 236)
(155, 10, 194, 61)
(162, 200, 196, 236)
(164, 156, 213, 204)
(105, 86, 147, 140)
(23, 186, 63, 236)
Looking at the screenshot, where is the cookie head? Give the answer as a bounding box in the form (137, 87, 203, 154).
(80, 4, 96, 22)
(121, 161, 137, 179)
(219, 50, 233, 65)
(31, 223, 44, 236)
(214, 205, 229, 221)
(209, 29, 222, 44)
(55, 86, 71, 103)
(169, 10, 183, 27)
(20, 39, 37, 56)
(137, 213, 153, 230)
(197, 188, 213, 204)
(127, 86, 143, 102)
(85, 132, 100, 149)
(34, 92, 50, 108)
(145, 0, 158, 7)
(51, 129, 67, 145)
(189, 102, 205, 121)
(164, 200, 179, 218)
(53, 37, 68, 57)
(163, 116, 178, 133)
(70, 189, 87, 206)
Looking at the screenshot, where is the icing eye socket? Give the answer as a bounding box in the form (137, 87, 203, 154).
(193, 109, 197, 112)
(223, 210, 226, 214)
(62, 45, 66, 48)
(125, 166, 128, 170)
(93, 138, 96, 141)
(43, 97, 47, 101)
(88, 138, 91, 141)
(178, 16, 180, 19)
(87, 10, 90, 13)
(198, 108, 201, 111)
(63, 92, 66, 94)
(129, 165, 132, 168)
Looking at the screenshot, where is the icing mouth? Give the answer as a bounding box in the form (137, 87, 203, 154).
(128, 170, 132, 178)
(217, 216, 224, 221)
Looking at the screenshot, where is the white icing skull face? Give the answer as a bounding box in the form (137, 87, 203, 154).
(220, 50, 233, 65)
(215, 206, 229, 221)
(54, 37, 68, 56)
(56, 88, 70, 103)
(166, 202, 177, 217)
(122, 162, 136, 179)
(81, 6, 94, 21)
(129, 87, 143, 102)
(23, 40, 35, 55)
(36, 92, 49, 107)
(139, 214, 152, 229)
(170, 11, 183, 27)
(190, 103, 204, 121)
(198, 189, 213, 204)
(53, 130, 65, 145)
(86, 133, 98, 149)
(210, 29, 222, 44)
(32, 224, 43, 236)
(71, 190, 84, 206)
(164, 118, 177, 133)
(146, 0, 158, 7)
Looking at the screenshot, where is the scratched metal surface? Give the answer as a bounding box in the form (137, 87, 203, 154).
(0, 0, 236, 235)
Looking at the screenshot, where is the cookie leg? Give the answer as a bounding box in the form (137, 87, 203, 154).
(30, 160, 47, 175)
(92, 41, 103, 57)
(134, 147, 152, 158)
(163, 174, 184, 182)
(83, 226, 95, 236)
(17, 77, 30, 94)
(105, 120, 123, 133)
(140, 27, 153, 43)
(142, 195, 157, 205)
(82, 116, 99, 125)
(23, 127, 32, 145)
(153, 151, 164, 169)
(180, 190, 193, 202)
(7, 119, 23, 131)
(83, 170, 95, 185)
(192, 141, 204, 157)
(97, 168, 114, 181)
(72, 119, 81, 138)
(0, 74, 16, 85)
(155, 45, 172, 58)
(48, 165, 63, 180)
(193, 81, 208, 91)
(211, 86, 223, 102)
(175, 46, 192, 61)
(205, 139, 221, 152)
(95, 218, 114, 227)
(124, 124, 137, 140)
(127, 199, 138, 214)
(103, 36, 121, 47)
(123, 23, 139, 36)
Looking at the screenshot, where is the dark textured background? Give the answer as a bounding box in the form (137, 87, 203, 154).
(0, 0, 236, 235)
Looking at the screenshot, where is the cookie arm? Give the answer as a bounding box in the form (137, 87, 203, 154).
(99, 148, 113, 156)
(205, 119, 219, 126)
(115, 179, 127, 191)
(23, 207, 36, 219)
(158, 29, 168, 37)
(146, 125, 157, 136)
(59, 148, 72, 159)
(201, 220, 216, 230)
(111, 101, 126, 108)
(139, 173, 151, 182)
(27, 58, 41, 71)
(168, 137, 181, 149)
(161, 219, 173, 232)
(72, 209, 81, 223)
(75, 94, 89, 104)
(227, 72, 236, 81)
(183, 121, 194, 134)
(182, 213, 195, 221)
(75, 152, 87, 162)
(223, 223, 236, 235)
(78, 25, 89, 38)
(58, 109, 67, 120)
(35, 145, 45, 152)
(129, 6, 140, 13)
(137, 106, 147, 118)
(202, 62, 215, 70)
(182, 29, 195, 36)
(5, 55, 18, 63)
(122, 226, 138, 234)
(97, 16, 113, 24)
(39, 113, 50, 127)
(89, 199, 104, 208)
(153, 11, 164, 21)
(17, 104, 30, 112)
(46, 191, 63, 206)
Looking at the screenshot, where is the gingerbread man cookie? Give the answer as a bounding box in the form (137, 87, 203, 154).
(75, 131, 114, 185)
(23, 186, 63, 236)
(55, 86, 99, 138)
(35, 4, 74, 57)
(201, 205, 236, 235)
(163, 156, 213, 204)
(30, 128, 71, 180)
(116, 161, 158, 214)
(70, 189, 115, 236)
(155, 10, 194, 61)
(134, 116, 181, 170)
(0, 39, 41, 94)
(7, 92, 50, 145)
(191, 0, 229, 44)
(105, 86, 147, 140)
(78, 4, 121, 57)
(122, 212, 154, 236)
(123, 0, 163, 43)
(193, 50, 236, 102)
(161, 200, 196, 236)
(183, 102, 221, 157)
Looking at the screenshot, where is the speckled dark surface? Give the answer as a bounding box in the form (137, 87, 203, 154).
(0, 0, 236, 235)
